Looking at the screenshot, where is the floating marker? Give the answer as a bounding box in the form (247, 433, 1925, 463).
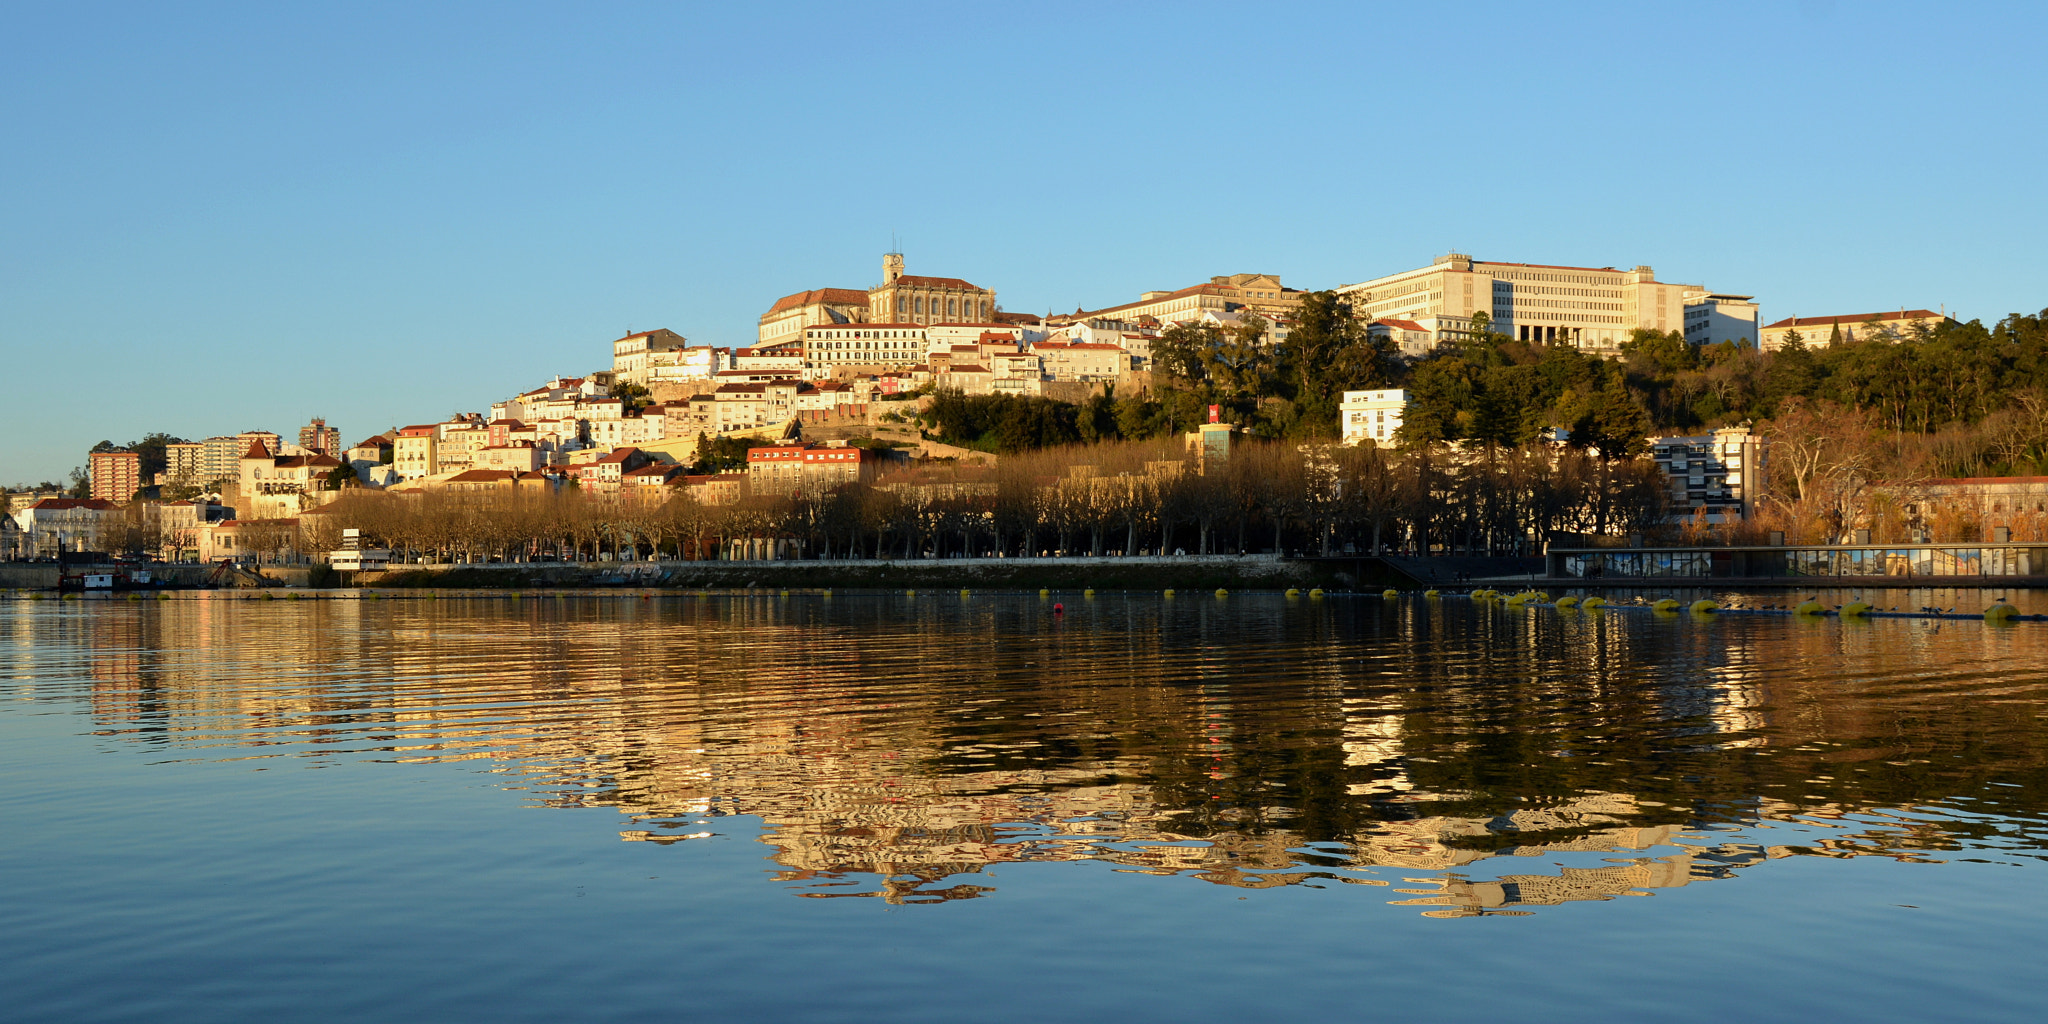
(1214, 588, 1229, 598)
(1794, 599, 1826, 616)
(1039, 589, 1050, 598)
(1841, 600, 1871, 617)
(1688, 599, 1719, 614)
(1423, 589, 1440, 598)
(1382, 588, 1399, 599)
(1556, 595, 1579, 609)
(1309, 588, 1326, 599)
(1284, 589, 1299, 598)
(1084, 589, 1095, 598)
(1985, 602, 2020, 621)
(1651, 598, 1680, 612)
(1582, 597, 1608, 610)
(1167, 589, 1178, 598)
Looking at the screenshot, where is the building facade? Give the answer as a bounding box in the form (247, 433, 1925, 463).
(1337, 253, 1745, 352)
(1649, 426, 1765, 522)
(1757, 309, 1957, 351)
(297, 417, 341, 456)
(1340, 389, 1409, 447)
(1682, 294, 1761, 348)
(612, 328, 690, 387)
(867, 253, 996, 327)
(89, 450, 141, 502)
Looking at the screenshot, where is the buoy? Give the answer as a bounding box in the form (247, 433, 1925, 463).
(1053, 602, 1064, 613)
(1985, 602, 2020, 622)
(1582, 596, 1607, 610)
(1215, 588, 1229, 598)
(1556, 595, 1579, 608)
(1504, 591, 1530, 605)
(1382, 588, 1399, 599)
(1284, 589, 1299, 598)
(906, 589, 916, 597)
(1533, 591, 1551, 603)
(1651, 598, 1680, 612)
(1083, 589, 1095, 598)
(1167, 589, 1178, 598)
(1423, 589, 1439, 598)
(1688, 599, 1719, 614)
(1794, 599, 1826, 616)
(1841, 600, 1871, 617)
(1039, 589, 1050, 598)
(960, 588, 971, 596)
(1309, 588, 1325, 598)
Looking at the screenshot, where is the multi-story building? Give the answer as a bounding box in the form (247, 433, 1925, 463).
(612, 328, 690, 387)
(758, 288, 873, 349)
(164, 442, 204, 486)
(647, 346, 730, 386)
(1032, 340, 1127, 383)
(393, 425, 439, 481)
(1368, 319, 1437, 358)
(1682, 294, 1760, 348)
(745, 443, 891, 496)
(1648, 426, 1765, 522)
(11, 498, 122, 557)
(239, 442, 344, 520)
(866, 253, 996, 327)
(1340, 390, 1409, 447)
(801, 323, 927, 378)
(297, 417, 341, 456)
(1757, 309, 1957, 351)
(195, 432, 280, 488)
(89, 450, 141, 502)
(1337, 253, 1744, 352)
(1050, 274, 1303, 329)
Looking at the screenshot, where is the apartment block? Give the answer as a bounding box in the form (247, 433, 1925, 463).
(1340, 390, 1409, 447)
(89, 450, 141, 502)
(1649, 426, 1764, 521)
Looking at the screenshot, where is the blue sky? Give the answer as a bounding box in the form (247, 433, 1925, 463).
(4, 0, 2044, 484)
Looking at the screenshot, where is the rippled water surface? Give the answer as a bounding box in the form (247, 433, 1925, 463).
(4, 594, 2046, 1022)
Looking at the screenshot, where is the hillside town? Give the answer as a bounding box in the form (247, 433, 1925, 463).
(7, 250, 2041, 573)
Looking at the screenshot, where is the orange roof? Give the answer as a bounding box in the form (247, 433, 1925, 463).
(890, 274, 983, 291)
(768, 288, 869, 314)
(26, 498, 119, 511)
(1762, 310, 1946, 329)
(241, 439, 271, 459)
(446, 470, 516, 482)
(1373, 318, 1429, 332)
(806, 322, 925, 331)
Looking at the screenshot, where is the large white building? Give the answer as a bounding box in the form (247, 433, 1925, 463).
(1338, 253, 1756, 353)
(1649, 426, 1765, 522)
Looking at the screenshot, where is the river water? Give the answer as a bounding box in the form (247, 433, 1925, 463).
(3, 594, 2045, 1022)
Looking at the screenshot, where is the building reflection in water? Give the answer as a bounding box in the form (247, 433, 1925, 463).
(40, 592, 2048, 914)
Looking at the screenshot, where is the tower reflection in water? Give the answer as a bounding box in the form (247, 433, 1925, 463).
(54, 593, 2048, 915)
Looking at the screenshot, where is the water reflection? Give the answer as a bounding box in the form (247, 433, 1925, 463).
(13, 592, 2048, 915)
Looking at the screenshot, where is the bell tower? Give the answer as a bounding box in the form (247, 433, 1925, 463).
(883, 252, 904, 283)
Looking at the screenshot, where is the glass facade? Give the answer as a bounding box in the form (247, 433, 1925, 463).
(1562, 546, 2042, 579)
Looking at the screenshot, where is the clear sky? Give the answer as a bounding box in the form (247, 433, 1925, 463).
(4, 0, 2044, 485)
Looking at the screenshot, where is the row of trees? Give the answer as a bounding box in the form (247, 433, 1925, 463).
(311, 438, 1669, 565)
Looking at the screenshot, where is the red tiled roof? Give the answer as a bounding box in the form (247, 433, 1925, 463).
(890, 275, 984, 291)
(446, 470, 516, 482)
(1373, 318, 1429, 332)
(806, 322, 926, 332)
(1762, 310, 1946, 329)
(767, 288, 869, 314)
(241, 440, 271, 459)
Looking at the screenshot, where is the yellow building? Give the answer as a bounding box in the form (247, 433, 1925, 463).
(757, 289, 871, 350)
(1337, 253, 1735, 352)
(1050, 273, 1302, 329)
(866, 252, 995, 327)
(1757, 309, 1956, 351)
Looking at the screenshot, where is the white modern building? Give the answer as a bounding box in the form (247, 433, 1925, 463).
(1340, 389, 1408, 447)
(1649, 426, 1765, 522)
(1682, 294, 1761, 348)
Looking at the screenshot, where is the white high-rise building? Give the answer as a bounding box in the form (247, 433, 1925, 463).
(1337, 253, 1755, 353)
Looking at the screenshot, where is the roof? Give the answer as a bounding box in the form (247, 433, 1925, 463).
(933, 322, 1016, 329)
(241, 440, 272, 459)
(1762, 310, 1947, 329)
(992, 311, 1042, 325)
(806, 322, 926, 331)
(274, 454, 342, 469)
(25, 498, 118, 511)
(1372, 318, 1430, 332)
(888, 274, 983, 291)
(1056, 282, 1237, 322)
(593, 447, 642, 464)
(947, 364, 992, 374)
(767, 288, 870, 314)
(1471, 260, 1642, 275)
(445, 470, 517, 483)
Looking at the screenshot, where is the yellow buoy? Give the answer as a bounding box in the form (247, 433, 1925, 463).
(1688, 599, 1719, 614)
(906, 589, 916, 597)
(1309, 588, 1325, 598)
(1215, 588, 1229, 598)
(1165, 588, 1177, 598)
(1423, 589, 1439, 598)
(1793, 599, 1825, 616)
(1985, 602, 2020, 622)
(1287, 589, 1300, 598)
(1556, 595, 1579, 609)
(960, 588, 971, 596)
(1083, 589, 1095, 598)
(1651, 598, 1680, 612)
(1382, 588, 1399, 599)
(1582, 596, 1607, 610)
(1841, 600, 1871, 618)
(1040, 589, 1050, 598)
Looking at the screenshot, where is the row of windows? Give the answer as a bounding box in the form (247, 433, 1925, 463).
(892, 296, 991, 318)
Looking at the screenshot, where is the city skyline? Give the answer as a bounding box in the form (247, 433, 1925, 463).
(6, 1, 2047, 483)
